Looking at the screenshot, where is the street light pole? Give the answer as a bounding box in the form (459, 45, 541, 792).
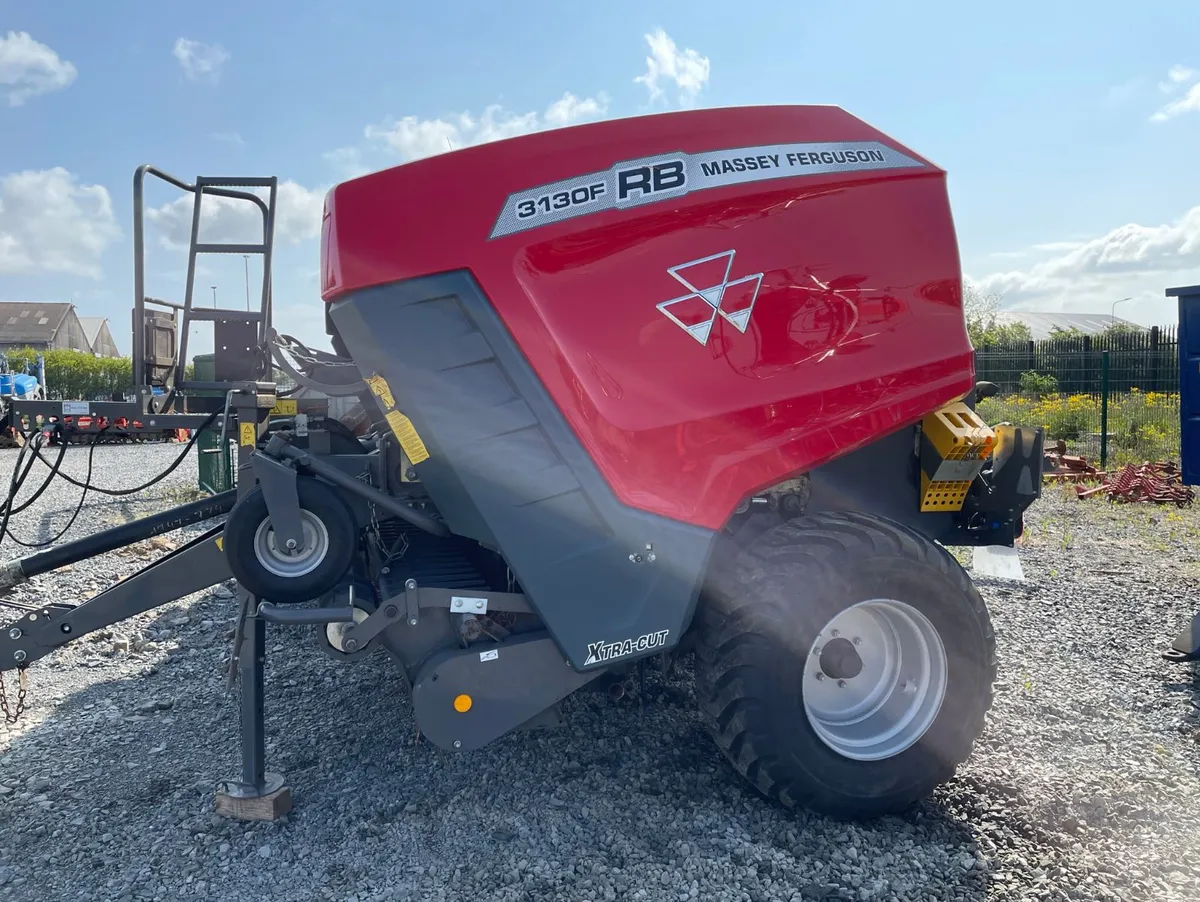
(1111, 296, 1133, 327)
(243, 255, 250, 311)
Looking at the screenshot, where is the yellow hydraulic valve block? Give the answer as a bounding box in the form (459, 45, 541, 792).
(918, 402, 996, 512)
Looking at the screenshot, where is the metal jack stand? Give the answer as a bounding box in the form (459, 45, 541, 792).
(214, 593, 292, 821)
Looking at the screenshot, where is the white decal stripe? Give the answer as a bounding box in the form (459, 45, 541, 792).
(489, 141, 926, 239)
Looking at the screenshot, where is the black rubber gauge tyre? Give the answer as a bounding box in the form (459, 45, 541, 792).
(223, 476, 358, 604)
(694, 510, 996, 820)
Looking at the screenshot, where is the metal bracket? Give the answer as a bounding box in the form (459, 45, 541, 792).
(404, 578, 419, 627)
(249, 453, 306, 553)
(1, 526, 230, 670)
(338, 601, 401, 651)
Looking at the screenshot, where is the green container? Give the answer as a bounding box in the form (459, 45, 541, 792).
(193, 353, 234, 494)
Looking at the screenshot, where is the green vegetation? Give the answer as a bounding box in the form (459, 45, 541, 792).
(978, 387, 1180, 466)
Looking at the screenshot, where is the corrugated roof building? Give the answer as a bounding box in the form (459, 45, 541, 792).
(993, 311, 1146, 341)
(0, 302, 92, 353)
(78, 316, 122, 357)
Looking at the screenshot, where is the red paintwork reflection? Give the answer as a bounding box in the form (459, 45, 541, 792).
(322, 105, 975, 530)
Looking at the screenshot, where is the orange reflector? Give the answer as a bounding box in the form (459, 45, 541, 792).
(453, 694, 472, 713)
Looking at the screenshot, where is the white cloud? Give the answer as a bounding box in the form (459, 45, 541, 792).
(0, 31, 77, 106)
(969, 204, 1200, 320)
(1150, 63, 1200, 121)
(1151, 83, 1200, 122)
(634, 29, 710, 105)
(173, 38, 229, 85)
(322, 146, 370, 179)
(146, 180, 325, 249)
(365, 90, 610, 162)
(1159, 64, 1196, 92)
(0, 168, 121, 279)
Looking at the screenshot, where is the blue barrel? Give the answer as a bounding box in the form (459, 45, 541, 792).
(12, 373, 39, 398)
(0, 374, 13, 397)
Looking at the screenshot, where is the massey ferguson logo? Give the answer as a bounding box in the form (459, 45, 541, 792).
(656, 249, 764, 346)
(584, 629, 670, 666)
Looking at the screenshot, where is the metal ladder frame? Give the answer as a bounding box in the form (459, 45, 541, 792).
(131, 167, 279, 414)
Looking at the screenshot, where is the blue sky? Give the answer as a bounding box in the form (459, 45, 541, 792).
(2, 0, 1199, 356)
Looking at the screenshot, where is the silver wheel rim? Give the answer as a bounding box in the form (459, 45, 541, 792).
(252, 512, 330, 579)
(802, 598, 948, 761)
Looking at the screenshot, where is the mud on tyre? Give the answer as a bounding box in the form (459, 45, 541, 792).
(695, 510, 996, 820)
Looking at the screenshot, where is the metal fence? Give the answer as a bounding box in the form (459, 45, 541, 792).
(974, 326, 1180, 468)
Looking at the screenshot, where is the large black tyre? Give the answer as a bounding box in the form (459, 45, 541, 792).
(223, 476, 358, 604)
(694, 510, 996, 820)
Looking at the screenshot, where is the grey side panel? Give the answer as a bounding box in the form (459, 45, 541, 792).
(411, 631, 600, 750)
(806, 424, 955, 540)
(328, 273, 716, 671)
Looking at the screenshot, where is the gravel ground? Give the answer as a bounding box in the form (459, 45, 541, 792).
(3, 445, 1200, 901)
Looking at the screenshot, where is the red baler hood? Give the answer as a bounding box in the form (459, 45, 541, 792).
(321, 104, 974, 529)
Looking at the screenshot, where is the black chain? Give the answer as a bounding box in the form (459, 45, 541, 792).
(0, 666, 28, 725)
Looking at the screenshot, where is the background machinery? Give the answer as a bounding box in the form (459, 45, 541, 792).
(0, 105, 1044, 822)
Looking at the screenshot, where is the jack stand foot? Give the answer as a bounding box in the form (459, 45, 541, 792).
(1164, 612, 1200, 663)
(214, 774, 292, 821)
(216, 599, 291, 821)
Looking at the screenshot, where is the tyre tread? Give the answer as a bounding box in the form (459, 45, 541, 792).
(695, 510, 996, 819)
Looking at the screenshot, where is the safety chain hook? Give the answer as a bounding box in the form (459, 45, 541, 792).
(0, 666, 29, 725)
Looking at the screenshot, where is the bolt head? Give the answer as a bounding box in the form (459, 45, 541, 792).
(646, 553, 657, 563)
(814, 672, 825, 681)
(852, 636, 862, 646)
(830, 629, 840, 638)
(343, 638, 359, 652)
(408, 618, 418, 626)
(453, 740, 462, 749)
(8, 628, 21, 640)
(837, 679, 847, 688)
(13, 650, 26, 662)
(474, 601, 484, 610)
(284, 538, 297, 550)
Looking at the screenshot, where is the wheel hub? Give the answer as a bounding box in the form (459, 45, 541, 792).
(818, 637, 863, 680)
(253, 511, 330, 579)
(802, 598, 948, 761)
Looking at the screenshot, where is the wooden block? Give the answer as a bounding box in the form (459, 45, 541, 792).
(214, 784, 292, 821)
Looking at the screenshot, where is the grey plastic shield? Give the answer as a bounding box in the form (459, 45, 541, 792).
(489, 140, 927, 239)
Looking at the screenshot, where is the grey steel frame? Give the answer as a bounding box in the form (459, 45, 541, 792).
(132, 166, 279, 404)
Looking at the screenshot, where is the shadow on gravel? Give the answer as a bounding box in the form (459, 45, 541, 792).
(1, 590, 992, 902)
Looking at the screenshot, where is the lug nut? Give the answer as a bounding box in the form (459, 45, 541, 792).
(285, 538, 297, 550)
(831, 629, 840, 638)
(13, 650, 26, 663)
(815, 672, 825, 681)
(8, 628, 21, 640)
(453, 740, 462, 749)
(852, 636, 862, 646)
(837, 680, 847, 688)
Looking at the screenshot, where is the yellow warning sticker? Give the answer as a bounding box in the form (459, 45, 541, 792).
(215, 536, 224, 551)
(365, 373, 395, 409)
(385, 410, 430, 464)
(239, 422, 257, 447)
(271, 399, 297, 416)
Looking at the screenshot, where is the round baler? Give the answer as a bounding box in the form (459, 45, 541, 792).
(0, 105, 1044, 822)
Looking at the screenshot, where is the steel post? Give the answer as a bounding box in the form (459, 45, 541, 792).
(1100, 349, 1110, 469)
